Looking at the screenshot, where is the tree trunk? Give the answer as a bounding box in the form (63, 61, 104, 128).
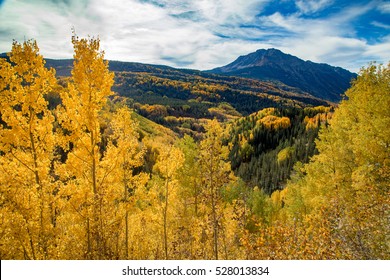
(163, 177, 169, 260)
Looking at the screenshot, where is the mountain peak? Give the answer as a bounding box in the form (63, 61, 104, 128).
(210, 49, 357, 102)
(255, 48, 284, 56)
(217, 48, 306, 73)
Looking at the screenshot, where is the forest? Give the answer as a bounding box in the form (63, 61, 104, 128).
(0, 36, 388, 260)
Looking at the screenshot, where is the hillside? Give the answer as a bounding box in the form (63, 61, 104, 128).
(44, 57, 329, 110)
(39, 56, 330, 138)
(210, 48, 357, 102)
(226, 106, 333, 194)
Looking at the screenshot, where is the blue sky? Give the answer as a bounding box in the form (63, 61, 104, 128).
(0, 0, 389, 72)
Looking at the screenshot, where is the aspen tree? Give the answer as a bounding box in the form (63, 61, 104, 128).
(102, 107, 148, 259)
(176, 135, 203, 258)
(0, 40, 57, 259)
(281, 63, 390, 259)
(199, 119, 235, 259)
(153, 145, 184, 259)
(56, 35, 114, 259)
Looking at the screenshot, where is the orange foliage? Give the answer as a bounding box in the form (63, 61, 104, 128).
(258, 115, 291, 129)
(304, 112, 333, 130)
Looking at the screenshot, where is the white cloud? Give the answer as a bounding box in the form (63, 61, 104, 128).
(378, 1, 390, 13)
(282, 36, 368, 72)
(295, 0, 334, 14)
(364, 35, 390, 66)
(0, 0, 273, 69)
(254, 2, 389, 72)
(139, 0, 269, 24)
(193, 0, 268, 24)
(371, 21, 390, 29)
(0, 0, 388, 72)
(0, 0, 100, 58)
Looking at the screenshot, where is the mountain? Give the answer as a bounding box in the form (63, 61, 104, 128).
(209, 48, 357, 102)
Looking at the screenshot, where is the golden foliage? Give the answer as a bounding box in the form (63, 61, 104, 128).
(1, 37, 387, 260)
(0, 40, 58, 259)
(280, 63, 390, 259)
(258, 115, 291, 129)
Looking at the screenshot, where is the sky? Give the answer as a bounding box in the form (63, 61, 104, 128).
(0, 0, 389, 72)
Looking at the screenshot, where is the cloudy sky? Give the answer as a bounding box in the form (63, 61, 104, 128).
(0, 0, 389, 72)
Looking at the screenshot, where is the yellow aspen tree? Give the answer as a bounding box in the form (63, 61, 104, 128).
(199, 119, 236, 259)
(176, 135, 204, 259)
(56, 35, 114, 259)
(0, 40, 58, 259)
(334, 63, 389, 259)
(101, 107, 148, 259)
(153, 145, 184, 259)
(282, 63, 389, 259)
(219, 199, 247, 259)
(123, 137, 165, 259)
(178, 135, 201, 218)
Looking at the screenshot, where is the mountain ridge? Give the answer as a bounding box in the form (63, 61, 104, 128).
(209, 48, 357, 102)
